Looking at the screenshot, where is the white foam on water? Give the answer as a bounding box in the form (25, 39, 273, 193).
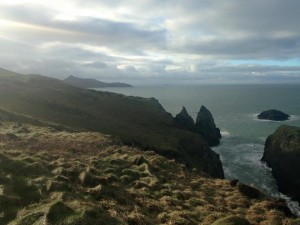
(216, 141, 300, 217)
(259, 136, 267, 142)
(220, 130, 231, 137)
(290, 115, 300, 121)
(248, 113, 259, 119)
(248, 113, 275, 122)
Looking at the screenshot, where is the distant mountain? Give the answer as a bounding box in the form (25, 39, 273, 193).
(64, 75, 132, 88)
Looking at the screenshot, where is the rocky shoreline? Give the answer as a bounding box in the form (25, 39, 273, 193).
(262, 125, 300, 204)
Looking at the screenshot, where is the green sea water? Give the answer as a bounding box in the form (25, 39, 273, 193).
(96, 84, 300, 215)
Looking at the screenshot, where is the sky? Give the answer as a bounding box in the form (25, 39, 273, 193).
(0, 0, 300, 84)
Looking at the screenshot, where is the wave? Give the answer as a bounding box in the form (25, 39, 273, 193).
(220, 130, 231, 137)
(217, 141, 300, 216)
(290, 115, 300, 121)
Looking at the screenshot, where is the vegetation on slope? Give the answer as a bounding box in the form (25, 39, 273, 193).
(0, 120, 299, 225)
(0, 68, 223, 177)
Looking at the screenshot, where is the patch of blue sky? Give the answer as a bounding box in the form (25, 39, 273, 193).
(229, 59, 300, 66)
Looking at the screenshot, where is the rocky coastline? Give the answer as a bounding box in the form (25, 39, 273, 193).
(262, 125, 300, 203)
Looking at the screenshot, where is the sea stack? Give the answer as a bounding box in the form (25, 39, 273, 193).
(257, 109, 290, 121)
(195, 105, 221, 146)
(262, 125, 300, 203)
(174, 106, 195, 131)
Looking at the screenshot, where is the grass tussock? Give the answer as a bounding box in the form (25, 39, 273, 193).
(0, 121, 299, 225)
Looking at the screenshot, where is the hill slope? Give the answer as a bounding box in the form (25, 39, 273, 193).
(64, 75, 132, 88)
(0, 68, 222, 178)
(0, 120, 298, 225)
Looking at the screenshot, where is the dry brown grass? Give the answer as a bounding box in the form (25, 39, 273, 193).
(0, 121, 299, 225)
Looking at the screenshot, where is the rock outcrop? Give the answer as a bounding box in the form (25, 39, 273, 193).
(257, 109, 290, 121)
(174, 106, 195, 131)
(262, 125, 300, 203)
(195, 106, 221, 146)
(174, 105, 222, 147)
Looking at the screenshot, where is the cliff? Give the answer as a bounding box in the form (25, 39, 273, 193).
(196, 106, 222, 146)
(174, 106, 195, 131)
(0, 68, 222, 178)
(262, 125, 300, 203)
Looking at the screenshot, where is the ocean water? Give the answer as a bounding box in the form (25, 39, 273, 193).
(96, 84, 300, 215)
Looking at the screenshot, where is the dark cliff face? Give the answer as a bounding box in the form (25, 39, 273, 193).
(174, 105, 222, 147)
(257, 109, 290, 121)
(174, 107, 195, 131)
(195, 106, 221, 146)
(262, 125, 300, 203)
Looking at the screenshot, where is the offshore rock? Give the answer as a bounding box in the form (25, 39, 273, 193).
(195, 106, 221, 146)
(257, 109, 290, 121)
(262, 125, 300, 203)
(174, 106, 195, 131)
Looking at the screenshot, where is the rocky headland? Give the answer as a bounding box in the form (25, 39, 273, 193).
(0, 68, 223, 178)
(257, 109, 290, 121)
(262, 125, 300, 203)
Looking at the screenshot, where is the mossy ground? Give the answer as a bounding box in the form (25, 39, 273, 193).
(0, 121, 299, 225)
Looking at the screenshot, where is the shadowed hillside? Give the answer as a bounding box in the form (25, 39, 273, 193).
(0, 120, 298, 225)
(0, 68, 222, 177)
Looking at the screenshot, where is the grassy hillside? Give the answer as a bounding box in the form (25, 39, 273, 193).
(0, 120, 298, 224)
(0, 68, 223, 177)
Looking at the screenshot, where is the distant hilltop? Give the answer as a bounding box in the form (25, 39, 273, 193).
(64, 75, 132, 88)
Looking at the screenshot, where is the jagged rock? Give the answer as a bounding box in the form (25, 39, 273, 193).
(174, 106, 195, 131)
(229, 179, 239, 187)
(257, 109, 290, 121)
(237, 183, 264, 199)
(262, 125, 300, 203)
(195, 106, 221, 146)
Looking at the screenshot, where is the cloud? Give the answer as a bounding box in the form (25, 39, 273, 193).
(0, 0, 299, 84)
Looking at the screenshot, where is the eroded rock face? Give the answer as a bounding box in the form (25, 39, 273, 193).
(262, 125, 300, 203)
(174, 105, 222, 147)
(174, 107, 195, 131)
(257, 109, 290, 121)
(195, 106, 221, 146)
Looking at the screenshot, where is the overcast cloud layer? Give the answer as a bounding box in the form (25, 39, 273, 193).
(1, 0, 300, 84)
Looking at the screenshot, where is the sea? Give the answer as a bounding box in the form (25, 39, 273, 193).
(95, 84, 300, 215)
